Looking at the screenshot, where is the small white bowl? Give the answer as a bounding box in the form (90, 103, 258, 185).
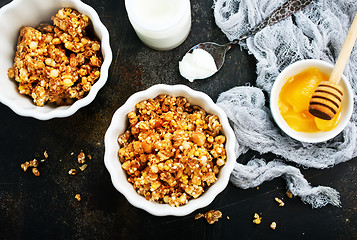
(0, 0, 112, 120)
(270, 59, 354, 143)
(104, 84, 236, 216)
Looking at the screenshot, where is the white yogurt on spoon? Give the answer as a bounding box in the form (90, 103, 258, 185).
(179, 48, 218, 82)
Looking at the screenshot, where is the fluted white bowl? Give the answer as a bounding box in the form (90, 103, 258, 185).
(104, 84, 237, 216)
(0, 0, 112, 120)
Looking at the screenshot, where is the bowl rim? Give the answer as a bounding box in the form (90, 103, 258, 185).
(270, 59, 354, 143)
(0, 0, 113, 120)
(104, 84, 237, 216)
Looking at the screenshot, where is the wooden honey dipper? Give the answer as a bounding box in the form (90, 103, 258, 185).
(309, 13, 357, 120)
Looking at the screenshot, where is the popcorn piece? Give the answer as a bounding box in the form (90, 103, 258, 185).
(52, 8, 89, 37)
(75, 194, 81, 202)
(253, 213, 262, 224)
(275, 197, 285, 207)
(195, 210, 223, 224)
(29, 159, 39, 168)
(286, 190, 293, 198)
(194, 213, 204, 220)
(270, 222, 277, 230)
(21, 162, 30, 172)
(68, 169, 77, 175)
(32, 168, 40, 177)
(79, 164, 88, 172)
(204, 210, 222, 224)
(77, 151, 85, 164)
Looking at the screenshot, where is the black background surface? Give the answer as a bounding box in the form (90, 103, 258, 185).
(0, 0, 356, 239)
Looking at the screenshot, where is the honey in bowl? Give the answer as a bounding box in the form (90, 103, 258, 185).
(278, 67, 341, 132)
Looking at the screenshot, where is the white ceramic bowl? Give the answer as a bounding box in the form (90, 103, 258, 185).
(270, 59, 354, 143)
(104, 84, 236, 216)
(0, 0, 112, 120)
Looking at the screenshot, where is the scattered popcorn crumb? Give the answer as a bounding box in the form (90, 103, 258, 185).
(78, 151, 85, 164)
(32, 168, 40, 177)
(79, 164, 88, 171)
(75, 194, 81, 201)
(195, 210, 222, 224)
(195, 213, 204, 220)
(227, 216, 230, 220)
(44, 151, 48, 159)
(29, 159, 39, 168)
(87, 154, 92, 160)
(204, 210, 222, 224)
(286, 190, 293, 198)
(68, 169, 77, 175)
(21, 158, 41, 175)
(270, 222, 277, 230)
(256, 187, 259, 190)
(275, 197, 285, 207)
(253, 213, 262, 224)
(21, 162, 30, 172)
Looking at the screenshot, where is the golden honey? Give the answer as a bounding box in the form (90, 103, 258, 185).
(278, 67, 341, 132)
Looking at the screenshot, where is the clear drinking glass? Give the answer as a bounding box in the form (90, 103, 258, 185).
(125, 0, 191, 51)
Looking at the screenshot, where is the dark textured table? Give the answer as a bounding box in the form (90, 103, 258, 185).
(0, 0, 356, 239)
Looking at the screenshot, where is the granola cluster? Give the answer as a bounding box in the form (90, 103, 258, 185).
(7, 8, 102, 106)
(118, 94, 227, 207)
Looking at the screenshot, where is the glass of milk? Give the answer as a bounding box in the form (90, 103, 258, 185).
(125, 0, 191, 51)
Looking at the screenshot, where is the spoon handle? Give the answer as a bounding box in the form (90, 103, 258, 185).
(329, 13, 357, 84)
(238, 0, 313, 41)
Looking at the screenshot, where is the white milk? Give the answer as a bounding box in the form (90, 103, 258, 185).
(179, 48, 218, 82)
(125, 0, 191, 51)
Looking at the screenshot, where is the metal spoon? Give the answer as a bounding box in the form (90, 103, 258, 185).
(186, 0, 313, 74)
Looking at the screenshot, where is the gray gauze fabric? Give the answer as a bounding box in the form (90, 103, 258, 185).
(213, 0, 357, 208)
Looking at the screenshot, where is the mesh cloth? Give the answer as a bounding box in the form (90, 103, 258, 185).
(213, 0, 357, 208)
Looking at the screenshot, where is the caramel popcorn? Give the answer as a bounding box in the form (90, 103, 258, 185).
(21, 162, 30, 172)
(21, 158, 41, 176)
(77, 151, 86, 164)
(118, 95, 227, 207)
(7, 8, 102, 106)
(68, 169, 77, 175)
(32, 168, 40, 177)
(79, 164, 88, 172)
(195, 210, 223, 224)
(253, 213, 262, 224)
(75, 194, 81, 202)
(194, 213, 204, 220)
(270, 221, 277, 230)
(29, 159, 39, 168)
(204, 210, 222, 224)
(275, 197, 285, 207)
